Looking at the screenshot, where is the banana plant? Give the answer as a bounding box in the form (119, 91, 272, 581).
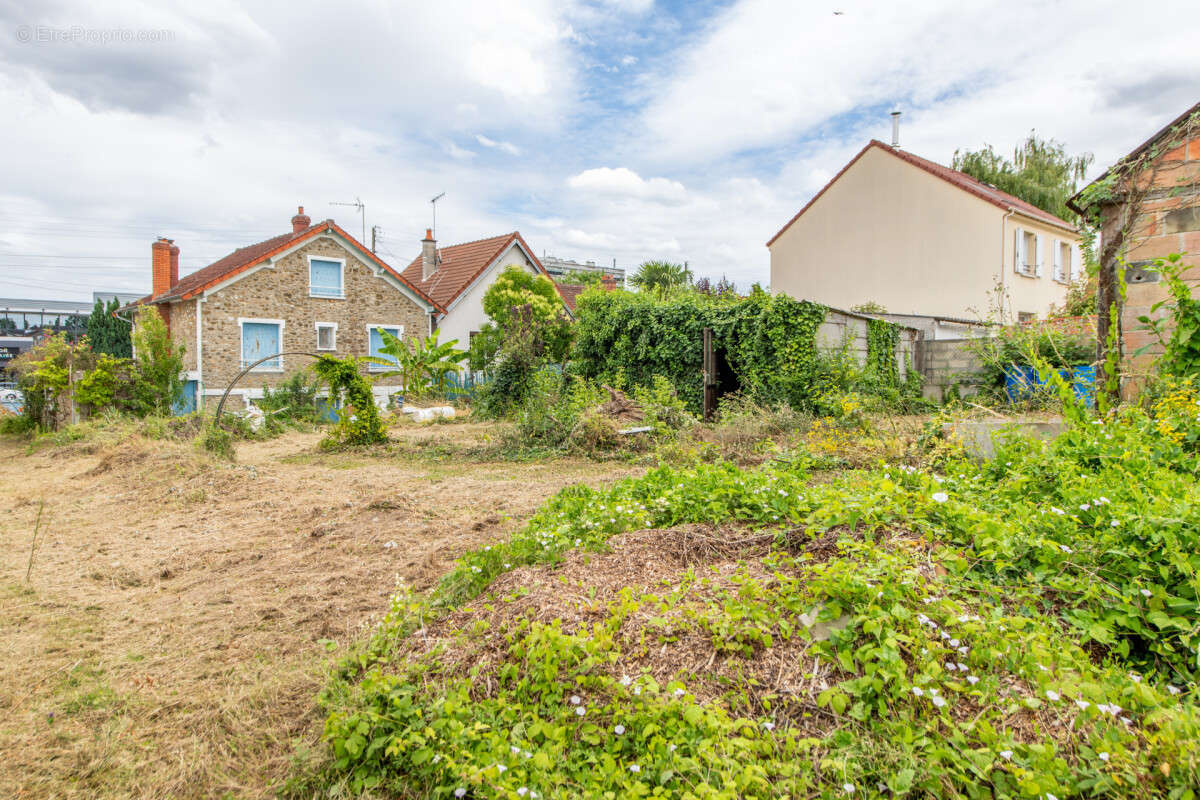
(373, 328, 469, 398)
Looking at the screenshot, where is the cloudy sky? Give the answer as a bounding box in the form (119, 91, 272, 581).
(0, 0, 1196, 300)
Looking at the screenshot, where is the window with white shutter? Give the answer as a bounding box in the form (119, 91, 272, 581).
(1014, 228, 1024, 274)
(1033, 233, 1044, 277)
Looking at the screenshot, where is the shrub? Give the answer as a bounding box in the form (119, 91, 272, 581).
(131, 306, 185, 416)
(258, 371, 322, 425)
(312, 356, 386, 447)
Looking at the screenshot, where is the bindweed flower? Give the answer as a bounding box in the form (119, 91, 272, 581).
(455, 789, 466, 798)
(614, 725, 625, 735)
(668, 743, 677, 752)
(843, 784, 855, 795)
(967, 675, 979, 685)
(932, 492, 948, 503)
(570, 695, 581, 705)
(912, 687, 924, 697)
(1098, 752, 1110, 762)
(999, 750, 1013, 760)
(1111, 519, 1120, 527)
(1060, 545, 1072, 553)
(673, 688, 685, 698)
(1140, 589, 1152, 598)
(762, 722, 775, 731)
(496, 764, 507, 773)
(1168, 685, 1181, 696)
(949, 638, 960, 648)
(1046, 690, 1060, 701)
(620, 675, 632, 686)
(629, 764, 640, 773)
(1075, 700, 1091, 710)
(575, 707, 585, 716)
(932, 695, 947, 708)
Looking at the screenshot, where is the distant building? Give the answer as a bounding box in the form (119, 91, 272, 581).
(0, 297, 94, 337)
(93, 291, 143, 307)
(541, 255, 625, 286)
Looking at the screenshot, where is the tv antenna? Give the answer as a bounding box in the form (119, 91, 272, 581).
(330, 197, 365, 243)
(430, 192, 445, 239)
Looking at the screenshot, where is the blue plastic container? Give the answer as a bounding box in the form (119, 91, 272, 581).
(1004, 365, 1095, 407)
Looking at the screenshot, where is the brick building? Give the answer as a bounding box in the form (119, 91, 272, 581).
(1070, 102, 1200, 393)
(129, 207, 440, 411)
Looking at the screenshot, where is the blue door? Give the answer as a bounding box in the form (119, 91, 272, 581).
(173, 380, 197, 415)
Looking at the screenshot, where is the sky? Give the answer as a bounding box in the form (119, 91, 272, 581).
(0, 0, 1197, 301)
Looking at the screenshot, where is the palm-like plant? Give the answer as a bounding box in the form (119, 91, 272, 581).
(629, 260, 693, 297)
(372, 328, 469, 398)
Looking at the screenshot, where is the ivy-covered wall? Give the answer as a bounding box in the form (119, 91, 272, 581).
(572, 287, 919, 413)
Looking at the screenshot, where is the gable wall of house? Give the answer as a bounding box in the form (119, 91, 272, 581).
(435, 242, 539, 347)
(769, 146, 1072, 320)
(196, 234, 429, 394)
(1103, 133, 1200, 389)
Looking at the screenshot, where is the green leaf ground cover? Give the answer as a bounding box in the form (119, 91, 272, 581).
(303, 402, 1200, 799)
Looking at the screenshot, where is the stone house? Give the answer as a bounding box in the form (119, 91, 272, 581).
(1069, 102, 1200, 394)
(397, 229, 568, 352)
(131, 207, 440, 411)
(768, 140, 1081, 322)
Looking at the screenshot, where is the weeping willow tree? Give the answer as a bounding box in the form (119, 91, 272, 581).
(952, 132, 1093, 223)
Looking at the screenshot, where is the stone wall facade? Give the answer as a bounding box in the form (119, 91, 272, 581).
(163, 233, 430, 404)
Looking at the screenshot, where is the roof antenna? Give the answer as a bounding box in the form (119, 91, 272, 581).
(430, 192, 446, 240)
(330, 197, 365, 243)
(890, 110, 901, 148)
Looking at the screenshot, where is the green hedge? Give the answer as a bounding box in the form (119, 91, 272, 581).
(572, 287, 830, 414)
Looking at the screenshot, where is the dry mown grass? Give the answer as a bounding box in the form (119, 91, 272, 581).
(0, 423, 639, 799)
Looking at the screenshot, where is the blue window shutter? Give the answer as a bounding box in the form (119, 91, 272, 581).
(243, 322, 281, 368)
(310, 259, 342, 297)
(369, 326, 400, 369)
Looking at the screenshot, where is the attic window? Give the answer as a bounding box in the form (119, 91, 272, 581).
(309, 256, 345, 298)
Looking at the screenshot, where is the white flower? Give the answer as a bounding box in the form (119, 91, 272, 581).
(958, 646, 969, 655)
(614, 725, 625, 735)
(1168, 685, 1181, 696)
(629, 764, 640, 773)
(575, 707, 585, 716)
(1098, 752, 1110, 762)
(843, 784, 855, 795)
(1111, 519, 1120, 527)
(762, 722, 775, 730)
(1050, 506, 1065, 515)
(957, 662, 969, 672)
(1037, 664, 1049, 672)
(570, 695, 581, 705)
(999, 750, 1013, 760)
(1129, 673, 1142, 684)
(455, 789, 466, 798)
(504, 563, 511, 569)
(574, 538, 582, 546)
(932, 492, 949, 503)
(1047, 794, 1059, 800)
(912, 687, 924, 697)
(511, 746, 521, 754)
(496, 764, 507, 773)
(383, 541, 397, 549)
(668, 744, 677, 752)
(1098, 496, 1110, 504)
(673, 688, 685, 697)
(1046, 690, 1060, 701)
(967, 675, 980, 685)
(929, 687, 939, 695)
(1075, 700, 1091, 710)
(633, 686, 642, 696)
(1140, 589, 1152, 598)
(1060, 545, 1072, 553)
(620, 675, 632, 686)
(1080, 504, 1090, 511)
(517, 789, 528, 797)
(949, 638, 960, 648)
(932, 695, 947, 708)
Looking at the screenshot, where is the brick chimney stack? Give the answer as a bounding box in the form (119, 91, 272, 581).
(169, 242, 180, 288)
(152, 237, 174, 298)
(600, 273, 617, 292)
(292, 205, 311, 234)
(421, 228, 437, 281)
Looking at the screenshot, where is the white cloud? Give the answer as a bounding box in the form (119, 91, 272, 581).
(567, 167, 686, 203)
(475, 134, 521, 156)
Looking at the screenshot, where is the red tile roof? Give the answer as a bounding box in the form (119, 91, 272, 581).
(398, 231, 551, 310)
(555, 282, 587, 312)
(767, 140, 1077, 247)
(137, 220, 439, 310)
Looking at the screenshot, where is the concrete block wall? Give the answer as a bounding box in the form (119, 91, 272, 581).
(816, 308, 921, 383)
(916, 338, 988, 401)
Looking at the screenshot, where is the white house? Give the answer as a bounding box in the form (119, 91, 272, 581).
(399, 229, 565, 349)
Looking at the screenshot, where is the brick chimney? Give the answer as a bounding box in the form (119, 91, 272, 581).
(600, 273, 617, 292)
(421, 228, 437, 281)
(292, 205, 311, 234)
(152, 237, 174, 298)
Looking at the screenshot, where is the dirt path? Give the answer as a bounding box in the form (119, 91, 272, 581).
(0, 424, 639, 799)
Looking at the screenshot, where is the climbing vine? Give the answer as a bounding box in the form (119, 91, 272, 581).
(864, 318, 900, 390)
(313, 355, 387, 446)
(572, 288, 844, 413)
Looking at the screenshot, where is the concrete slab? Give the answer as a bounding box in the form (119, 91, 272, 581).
(942, 417, 1066, 459)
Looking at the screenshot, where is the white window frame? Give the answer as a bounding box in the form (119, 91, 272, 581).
(1052, 239, 1073, 284)
(315, 321, 338, 351)
(366, 323, 404, 372)
(238, 317, 286, 372)
(307, 254, 346, 299)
